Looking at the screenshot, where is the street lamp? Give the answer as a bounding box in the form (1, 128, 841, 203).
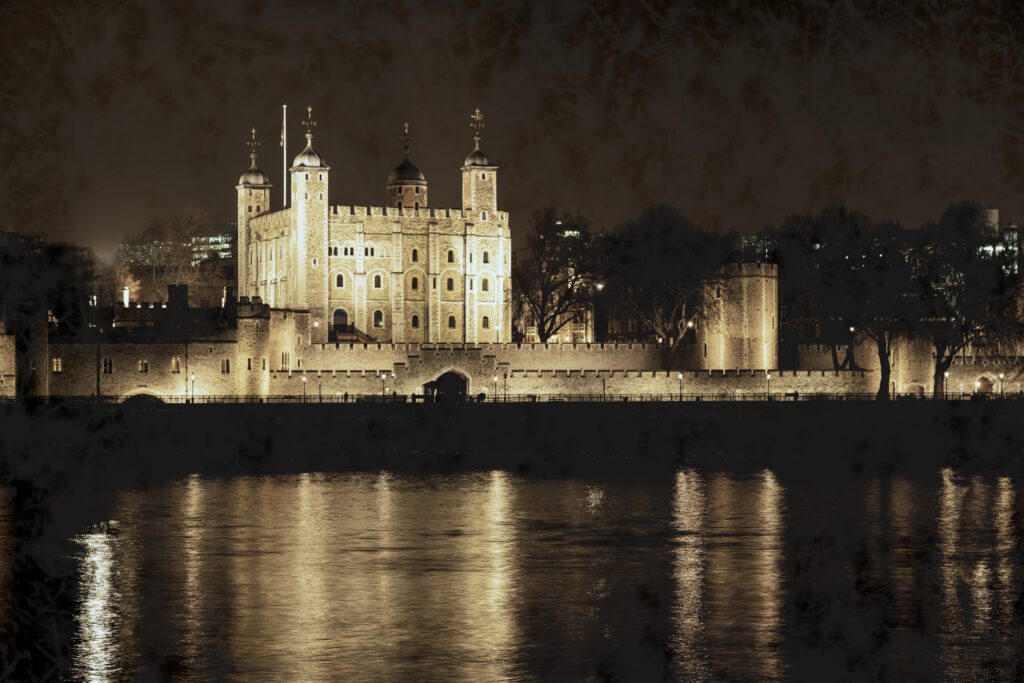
(381, 372, 386, 398)
(944, 371, 949, 400)
(975, 380, 981, 395)
(493, 376, 498, 402)
(999, 373, 1005, 395)
(190, 373, 195, 403)
(766, 372, 772, 399)
(302, 375, 307, 402)
(503, 372, 508, 402)
(677, 373, 683, 401)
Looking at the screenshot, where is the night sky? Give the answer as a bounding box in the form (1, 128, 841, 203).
(4, 0, 1024, 259)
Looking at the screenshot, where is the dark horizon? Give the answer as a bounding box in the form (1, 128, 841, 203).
(5, 1, 1024, 260)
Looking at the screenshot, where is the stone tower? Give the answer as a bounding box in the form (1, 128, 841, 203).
(236, 127, 272, 301)
(461, 107, 498, 216)
(386, 123, 428, 210)
(289, 106, 330, 343)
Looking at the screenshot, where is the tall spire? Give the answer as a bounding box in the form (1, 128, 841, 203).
(470, 107, 484, 151)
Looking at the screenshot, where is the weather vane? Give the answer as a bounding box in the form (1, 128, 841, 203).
(302, 105, 317, 135)
(470, 107, 484, 140)
(402, 122, 411, 154)
(246, 126, 261, 158)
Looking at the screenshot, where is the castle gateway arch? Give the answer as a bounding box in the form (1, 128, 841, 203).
(423, 370, 469, 402)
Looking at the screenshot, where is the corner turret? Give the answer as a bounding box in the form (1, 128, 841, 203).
(461, 107, 498, 216)
(236, 127, 272, 301)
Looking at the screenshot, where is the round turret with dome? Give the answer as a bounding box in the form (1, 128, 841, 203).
(386, 122, 428, 210)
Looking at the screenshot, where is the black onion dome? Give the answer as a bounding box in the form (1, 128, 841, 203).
(464, 146, 491, 167)
(388, 156, 426, 184)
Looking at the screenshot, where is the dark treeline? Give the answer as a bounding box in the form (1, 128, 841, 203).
(512, 201, 1022, 399)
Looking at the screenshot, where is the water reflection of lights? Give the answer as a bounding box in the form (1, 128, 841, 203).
(73, 527, 119, 681)
(938, 469, 1018, 679)
(671, 468, 708, 680)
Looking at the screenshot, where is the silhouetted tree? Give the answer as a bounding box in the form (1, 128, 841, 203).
(910, 202, 1021, 398)
(608, 205, 730, 367)
(124, 206, 209, 302)
(513, 208, 599, 343)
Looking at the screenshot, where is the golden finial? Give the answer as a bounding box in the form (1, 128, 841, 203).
(470, 107, 484, 139)
(246, 127, 261, 165)
(302, 105, 317, 136)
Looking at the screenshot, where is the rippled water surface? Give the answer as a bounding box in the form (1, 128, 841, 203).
(56, 469, 1024, 680)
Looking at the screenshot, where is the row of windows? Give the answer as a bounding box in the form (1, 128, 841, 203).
(333, 274, 492, 291)
(322, 247, 493, 264)
(87, 357, 271, 374)
(361, 311, 491, 330)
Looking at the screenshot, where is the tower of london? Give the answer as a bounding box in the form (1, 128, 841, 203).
(236, 107, 512, 345)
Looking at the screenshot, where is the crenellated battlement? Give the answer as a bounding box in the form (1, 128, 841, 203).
(330, 205, 508, 222)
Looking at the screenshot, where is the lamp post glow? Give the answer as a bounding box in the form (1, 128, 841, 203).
(766, 373, 772, 399)
(190, 373, 195, 403)
(381, 373, 386, 398)
(493, 376, 498, 402)
(678, 373, 683, 401)
(999, 373, 1004, 395)
(302, 375, 307, 402)
(975, 380, 981, 394)
(944, 371, 949, 400)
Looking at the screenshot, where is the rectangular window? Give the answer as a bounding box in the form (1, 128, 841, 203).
(139, 360, 148, 373)
(171, 357, 181, 373)
(51, 358, 63, 373)
(221, 358, 231, 374)
(102, 358, 112, 374)
(263, 358, 267, 370)
(247, 357, 252, 370)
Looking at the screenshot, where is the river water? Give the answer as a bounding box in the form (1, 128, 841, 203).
(45, 468, 1024, 680)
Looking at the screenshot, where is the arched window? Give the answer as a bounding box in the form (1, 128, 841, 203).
(411, 315, 420, 329)
(412, 248, 418, 262)
(256, 205, 260, 212)
(374, 310, 384, 328)
(336, 273, 344, 288)
(397, 201, 402, 209)
(446, 278, 454, 291)
(447, 250, 454, 263)
(483, 251, 490, 264)
(482, 278, 489, 291)
(448, 316, 456, 329)
(374, 274, 382, 288)
(411, 277, 418, 290)
(247, 205, 252, 212)
(414, 202, 419, 210)
(483, 316, 490, 329)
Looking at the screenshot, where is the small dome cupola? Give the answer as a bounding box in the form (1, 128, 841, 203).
(386, 122, 428, 209)
(292, 105, 325, 168)
(463, 107, 492, 167)
(238, 127, 271, 186)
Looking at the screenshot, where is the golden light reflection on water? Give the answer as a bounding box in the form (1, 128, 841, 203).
(683, 469, 786, 681)
(671, 469, 709, 680)
(61, 468, 1024, 680)
(938, 468, 1018, 680)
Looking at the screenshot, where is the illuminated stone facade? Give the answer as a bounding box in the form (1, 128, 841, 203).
(237, 110, 512, 345)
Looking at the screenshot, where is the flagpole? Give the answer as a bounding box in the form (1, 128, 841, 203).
(282, 103, 287, 207)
